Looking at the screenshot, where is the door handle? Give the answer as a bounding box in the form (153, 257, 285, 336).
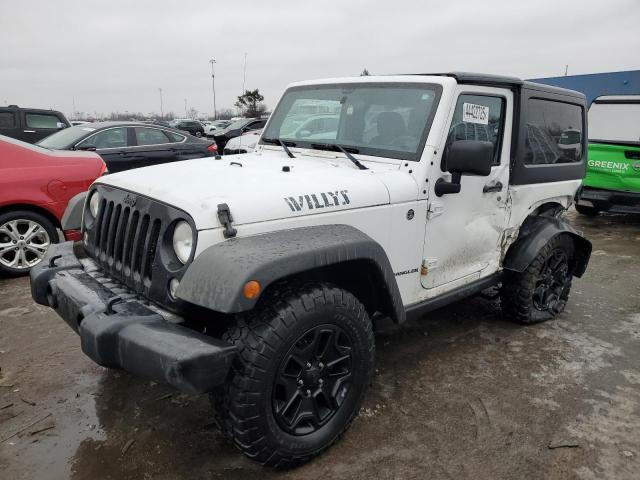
(23, 130, 36, 133)
(483, 181, 503, 193)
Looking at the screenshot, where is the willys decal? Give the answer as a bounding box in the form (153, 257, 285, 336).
(284, 190, 350, 212)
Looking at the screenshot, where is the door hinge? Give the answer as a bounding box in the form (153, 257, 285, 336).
(427, 202, 444, 219)
(217, 203, 237, 238)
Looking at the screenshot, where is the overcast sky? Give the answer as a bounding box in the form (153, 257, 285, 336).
(1, 0, 638, 118)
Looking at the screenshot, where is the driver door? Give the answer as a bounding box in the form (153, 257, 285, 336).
(421, 86, 513, 292)
(76, 127, 130, 172)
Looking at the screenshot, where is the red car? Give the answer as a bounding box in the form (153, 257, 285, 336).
(0, 135, 106, 276)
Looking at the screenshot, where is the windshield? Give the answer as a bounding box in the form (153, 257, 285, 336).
(262, 83, 441, 161)
(37, 125, 95, 149)
(588, 100, 640, 143)
(224, 118, 251, 131)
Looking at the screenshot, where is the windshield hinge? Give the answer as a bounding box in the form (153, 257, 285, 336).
(217, 203, 237, 238)
(427, 201, 444, 220)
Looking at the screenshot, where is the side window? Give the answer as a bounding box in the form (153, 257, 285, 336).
(165, 131, 185, 142)
(524, 99, 583, 164)
(78, 127, 128, 149)
(25, 113, 61, 129)
(445, 94, 505, 166)
(0, 112, 16, 129)
(134, 127, 170, 146)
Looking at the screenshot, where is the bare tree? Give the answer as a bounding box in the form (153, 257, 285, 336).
(216, 109, 235, 120)
(187, 107, 198, 119)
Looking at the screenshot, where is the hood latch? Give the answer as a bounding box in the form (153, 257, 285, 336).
(217, 203, 237, 239)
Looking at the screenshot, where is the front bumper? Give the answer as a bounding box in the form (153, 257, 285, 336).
(30, 242, 236, 394)
(577, 186, 640, 214)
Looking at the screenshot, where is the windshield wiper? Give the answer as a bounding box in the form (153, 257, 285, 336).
(311, 143, 368, 170)
(262, 137, 296, 158)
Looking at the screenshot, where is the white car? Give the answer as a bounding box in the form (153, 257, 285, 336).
(32, 72, 592, 468)
(223, 128, 263, 155)
(203, 120, 233, 137)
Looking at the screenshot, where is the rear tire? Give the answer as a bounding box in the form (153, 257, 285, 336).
(212, 281, 375, 468)
(501, 234, 574, 325)
(575, 204, 599, 216)
(195, 131, 202, 137)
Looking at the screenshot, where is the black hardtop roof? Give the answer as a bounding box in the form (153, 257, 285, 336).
(411, 72, 585, 100)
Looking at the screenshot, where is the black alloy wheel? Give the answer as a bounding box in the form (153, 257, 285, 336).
(532, 248, 570, 314)
(273, 324, 353, 436)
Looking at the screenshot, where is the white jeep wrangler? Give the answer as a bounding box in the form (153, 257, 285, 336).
(31, 73, 592, 467)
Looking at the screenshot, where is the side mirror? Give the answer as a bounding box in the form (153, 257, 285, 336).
(435, 140, 494, 196)
(57, 122, 67, 129)
(446, 140, 494, 176)
(76, 144, 97, 152)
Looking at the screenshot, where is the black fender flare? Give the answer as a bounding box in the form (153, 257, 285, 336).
(502, 216, 592, 277)
(61, 191, 87, 231)
(177, 224, 406, 323)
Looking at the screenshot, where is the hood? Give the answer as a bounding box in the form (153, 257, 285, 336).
(96, 149, 412, 230)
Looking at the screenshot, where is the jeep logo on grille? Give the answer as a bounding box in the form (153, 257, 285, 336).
(123, 194, 137, 207)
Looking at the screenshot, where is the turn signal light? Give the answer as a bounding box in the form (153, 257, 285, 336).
(207, 143, 218, 152)
(243, 280, 261, 299)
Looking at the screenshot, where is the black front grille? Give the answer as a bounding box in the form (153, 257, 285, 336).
(83, 186, 195, 310)
(92, 200, 161, 288)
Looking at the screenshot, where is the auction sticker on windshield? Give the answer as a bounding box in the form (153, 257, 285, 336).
(463, 103, 489, 125)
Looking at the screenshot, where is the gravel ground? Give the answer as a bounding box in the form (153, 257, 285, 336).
(0, 210, 639, 480)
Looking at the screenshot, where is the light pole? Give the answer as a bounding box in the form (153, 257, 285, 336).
(242, 52, 247, 94)
(209, 58, 217, 120)
(159, 88, 164, 120)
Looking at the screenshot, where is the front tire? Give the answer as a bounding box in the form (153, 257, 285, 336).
(212, 282, 375, 468)
(195, 131, 203, 137)
(0, 210, 58, 277)
(501, 234, 575, 325)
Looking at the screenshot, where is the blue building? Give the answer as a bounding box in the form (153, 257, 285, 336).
(529, 70, 640, 105)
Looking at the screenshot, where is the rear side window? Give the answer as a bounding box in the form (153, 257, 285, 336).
(134, 127, 170, 145)
(166, 131, 185, 142)
(445, 94, 505, 165)
(25, 113, 62, 129)
(524, 99, 583, 164)
(0, 112, 16, 128)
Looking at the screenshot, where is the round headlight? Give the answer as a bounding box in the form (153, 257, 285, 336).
(89, 191, 100, 217)
(172, 221, 194, 264)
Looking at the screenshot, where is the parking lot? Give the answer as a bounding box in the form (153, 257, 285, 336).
(0, 209, 637, 480)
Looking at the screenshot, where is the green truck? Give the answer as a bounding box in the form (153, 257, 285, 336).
(576, 95, 640, 215)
